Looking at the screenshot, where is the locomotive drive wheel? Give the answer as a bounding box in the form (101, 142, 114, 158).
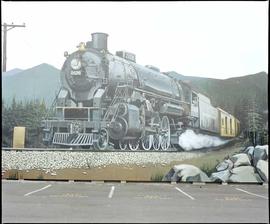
(153, 134, 161, 150)
(119, 140, 128, 150)
(160, 116, 170, 151)
(94, 128, 109, 150)
(128, 139, 140, 151)
(141, 135, 152, 151)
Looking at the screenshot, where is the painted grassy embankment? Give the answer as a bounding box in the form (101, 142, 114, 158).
(2, 140, 246, 181)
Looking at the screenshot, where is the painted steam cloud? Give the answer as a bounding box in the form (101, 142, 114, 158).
(179, 129, 229, 151)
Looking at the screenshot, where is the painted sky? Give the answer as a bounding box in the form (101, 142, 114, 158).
(1, 1, 268, 79)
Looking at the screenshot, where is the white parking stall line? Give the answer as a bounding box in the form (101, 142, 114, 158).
(235, 188, 268, 200)
(108, 186, 115, 198)
(175, 187, 195, 200)
(24, 184, 52, 197)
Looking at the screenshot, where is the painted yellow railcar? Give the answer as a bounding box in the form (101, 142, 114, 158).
(217, 107, 240, 138)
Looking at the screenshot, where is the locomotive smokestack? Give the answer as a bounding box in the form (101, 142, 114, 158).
(91, 32, 108, 51)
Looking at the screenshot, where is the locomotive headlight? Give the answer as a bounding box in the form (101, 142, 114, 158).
(70, 58, 81, 70)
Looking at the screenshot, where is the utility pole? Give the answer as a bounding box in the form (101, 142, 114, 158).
(2, 23, 26, 72)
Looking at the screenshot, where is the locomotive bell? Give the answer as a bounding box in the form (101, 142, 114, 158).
(91, 32, 108, 51)
(77, 42, 86, 51)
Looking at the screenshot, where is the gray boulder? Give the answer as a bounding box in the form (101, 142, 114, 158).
(229, 166, 263, 183)
(243, 146, 255, 162)
(256, 160, 268, 182)
(171, 171, 181, 182)
(255, 145, 268, 156)
(253, 145, 268, 166)
(173, 164, 211, 182)
(162, 168, 184, 182)
(242, 146, 255, 153)
(210, 169, 231, 182)
(162, 168, 178, 181)
(216, 159, 234, 172)
(230, 153, 251, 167)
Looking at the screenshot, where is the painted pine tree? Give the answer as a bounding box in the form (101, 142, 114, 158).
(247, 98, 263, 145)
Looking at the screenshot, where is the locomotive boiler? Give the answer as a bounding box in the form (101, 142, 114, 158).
(42, 32, 240, 151)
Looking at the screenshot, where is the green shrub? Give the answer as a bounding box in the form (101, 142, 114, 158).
(150, 172, 164, 181)
(8, 170, 18, 180)
(199, 163, 217, 177)
(37, 173, 44, 180)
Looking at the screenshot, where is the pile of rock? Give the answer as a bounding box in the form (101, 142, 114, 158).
(211, 145, 268, 183)
(163, 145, 268, 183)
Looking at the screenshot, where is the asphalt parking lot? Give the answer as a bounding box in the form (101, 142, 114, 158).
(2, 180, 269, 223)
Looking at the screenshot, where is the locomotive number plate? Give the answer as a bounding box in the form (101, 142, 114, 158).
(71, 70, 81, 76)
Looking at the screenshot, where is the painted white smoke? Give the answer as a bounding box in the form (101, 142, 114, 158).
(179, 129, 229, 151)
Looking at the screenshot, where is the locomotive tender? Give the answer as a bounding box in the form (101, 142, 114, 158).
(42, 32, 240, 151)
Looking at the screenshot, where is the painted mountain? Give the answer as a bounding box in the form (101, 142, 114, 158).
(2, 63, 61, 106)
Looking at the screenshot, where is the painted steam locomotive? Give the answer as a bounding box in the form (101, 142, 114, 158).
(42, 32, 240, 150)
